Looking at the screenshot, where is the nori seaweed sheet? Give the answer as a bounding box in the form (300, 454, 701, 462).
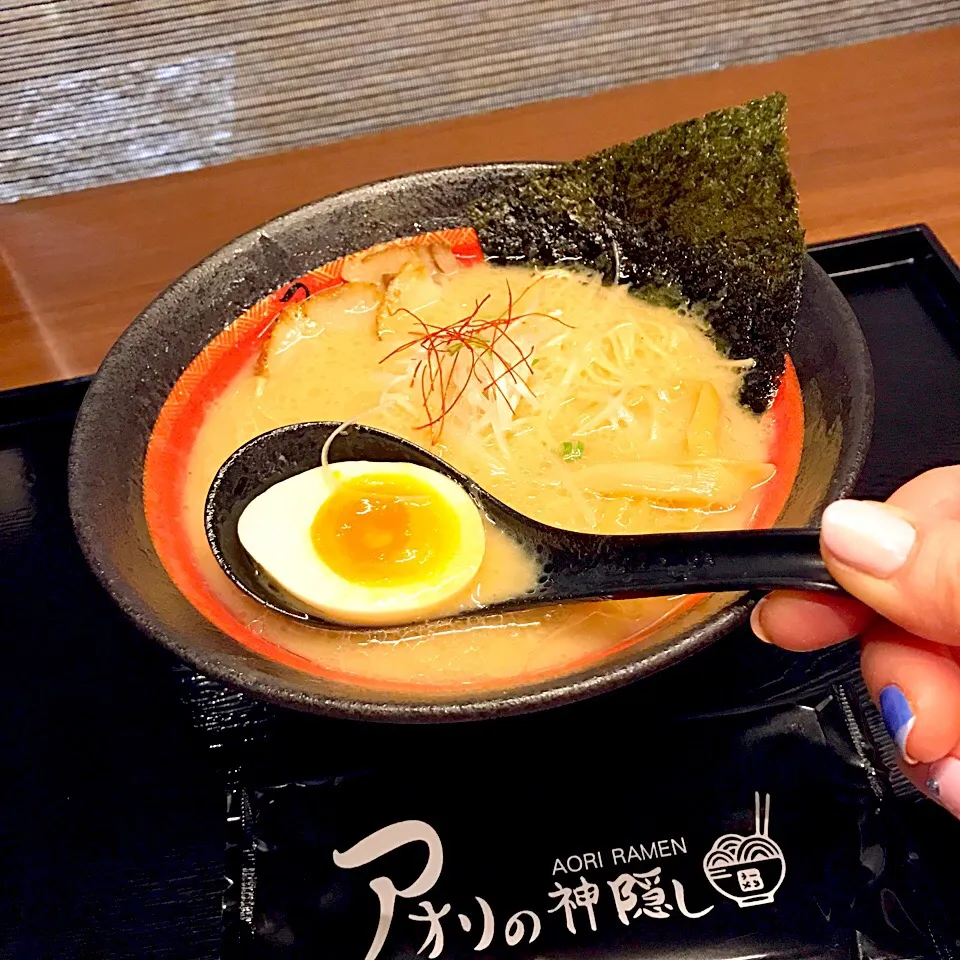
(469, 93, 804, 413)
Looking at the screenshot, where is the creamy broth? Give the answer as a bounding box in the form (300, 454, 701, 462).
(179, 255, 781, 689)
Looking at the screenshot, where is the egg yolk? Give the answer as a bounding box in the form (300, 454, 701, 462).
(311, 474, 462, 587)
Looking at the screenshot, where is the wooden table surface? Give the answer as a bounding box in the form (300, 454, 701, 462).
(2, 26, 958, 392)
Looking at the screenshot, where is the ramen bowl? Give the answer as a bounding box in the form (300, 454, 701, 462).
(68, 163, 873, 721)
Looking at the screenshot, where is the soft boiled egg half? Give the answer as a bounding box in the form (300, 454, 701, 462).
(236, 460, 486, 626)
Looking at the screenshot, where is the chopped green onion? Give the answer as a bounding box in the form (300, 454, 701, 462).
(560, 440, 585, 462)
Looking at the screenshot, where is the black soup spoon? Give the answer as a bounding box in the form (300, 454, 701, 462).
(205, 421, 842, 629)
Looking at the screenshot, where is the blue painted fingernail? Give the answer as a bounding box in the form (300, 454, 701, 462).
(879, 685, 917, 764)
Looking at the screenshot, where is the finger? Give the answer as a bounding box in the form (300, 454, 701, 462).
(860, 620, 960, 764)
(819, 493, 960, 646)
(750, 591, 875, 651)
(752, 466, 960, 648)
(895, 752, 960, 822)
(925, 751, 960, 821)
(885, 465, 960, 522)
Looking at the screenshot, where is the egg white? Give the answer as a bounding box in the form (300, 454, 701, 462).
(236, 460, 486, 626)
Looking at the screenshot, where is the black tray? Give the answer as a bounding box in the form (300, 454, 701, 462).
(2, 225, 959, 959)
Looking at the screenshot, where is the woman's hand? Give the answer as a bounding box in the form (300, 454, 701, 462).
(751, 465, 960, 819)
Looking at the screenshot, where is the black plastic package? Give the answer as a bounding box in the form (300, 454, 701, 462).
(223, 681, 958, 960)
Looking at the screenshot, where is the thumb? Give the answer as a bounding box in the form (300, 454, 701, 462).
(820, 499, 960, 646)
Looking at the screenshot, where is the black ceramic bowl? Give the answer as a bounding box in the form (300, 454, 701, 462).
(68, 163, 874, 722)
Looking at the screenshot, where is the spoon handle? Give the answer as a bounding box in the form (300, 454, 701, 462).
(545, 527, 839, 602)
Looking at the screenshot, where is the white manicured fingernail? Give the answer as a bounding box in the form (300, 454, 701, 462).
(821, 501, 916, 578)
(750, 598, 774, 643)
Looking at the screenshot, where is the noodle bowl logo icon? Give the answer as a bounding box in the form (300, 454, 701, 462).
(702, 793, 785, 907)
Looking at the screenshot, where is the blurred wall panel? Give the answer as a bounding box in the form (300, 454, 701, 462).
(2, 0, 958, 201)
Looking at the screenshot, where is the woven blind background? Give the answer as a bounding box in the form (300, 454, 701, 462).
(2, 0, 958, 202)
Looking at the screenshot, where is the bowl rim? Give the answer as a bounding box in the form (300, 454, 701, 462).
(68, 161, 875, 722)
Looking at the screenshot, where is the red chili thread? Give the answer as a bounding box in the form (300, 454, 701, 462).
(378, 278, 570, 442)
